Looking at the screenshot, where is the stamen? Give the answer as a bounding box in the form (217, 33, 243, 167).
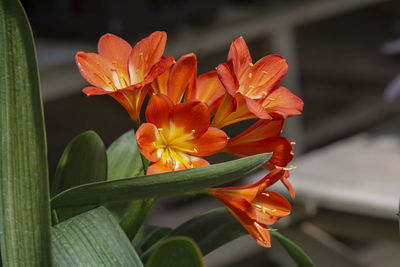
(268, 97, 275, 101)
(249, 85, 255, 89)
(96, 62, 100, 65)
(248, 73, 253, 78)
(249, 63, 254, 67)
(262, 91, 267, 95)
(290, 142, 296, 145)
(271, 209, 277, 212)
(169, 129, 196, 145)
(263, 192, 270, 197)
(289, 165, 297, 169)
(262, 71, 268, 74)
(112, 61, 117, 65)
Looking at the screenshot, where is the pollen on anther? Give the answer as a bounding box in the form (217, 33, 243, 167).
(139, 52, 143, 56)
(271, 209, 277, 212)
(249, 85, 255, 89)
(262, 91, 267, 96)
(262, 71, 268, 75)
(290, 141, 296, 145)
(191, 129, 196, 133)
(268, 97, 275, 101)
(158, 128, 163, 132)
(249, 63, 254, 67)
(112, 61, 117, 64)
(193, 148, 198, 153)
(290, 165, 297, 169)
(248, 73, 253, 78)
(152, 142, 157, 147)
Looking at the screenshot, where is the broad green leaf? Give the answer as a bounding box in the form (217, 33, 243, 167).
(106, 130, 153, 239)
(171, 207, 315, 267)
(51, 153, 271, 208)
(132, 225, 172, 253)
(51, 130, 107, 221)
(107, 130, 144, 180)
(52, 206, 143, 266)
(0, 0, 52, 266)
(145, 237, 203, 267)
(270, 231, 315, 267)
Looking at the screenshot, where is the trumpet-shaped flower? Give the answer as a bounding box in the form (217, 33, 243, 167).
(224, 119, 295, 198)
(151, 53, 226, 115)
(136, 94, 228, 174)
(212, 37, 303, 128)
(76, 31, 174, 121)
(208, 169, 291, 247)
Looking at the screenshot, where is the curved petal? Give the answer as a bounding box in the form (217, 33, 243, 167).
(217, 63, 237, 96)
(189, 156, 210, 168)
(82, 86, 112, 96)
(145, 94, 174, 128)
(75, 51, 115, 90)
(261, 86, 304, 119)
(167, 53, 197, 104)
(129, 31, 167, 84)
(229, 120, 283, 144)
(147, 160, 173, 175)
(244, 95, 272, 120)
(227, 37, 252, 80)
(144, 56, 175, 86)
(135, 123, 161, 162)
(211, 93, 235, 128)
(226, 136, 293, 167)
(251, 191, 291, 223)
(248, 55, 288, 98)
(187, 70, 226, 114)
(171, 101, 210, 137)
(188, 127, 228, 156)
(98, 33, 131, 79)
(151, 65, 171, 95)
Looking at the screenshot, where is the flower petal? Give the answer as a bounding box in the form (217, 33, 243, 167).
(229, 120, 283, 144)
(136, 123, 161, 162)
(186, 70, 226, 114)
(147, 160, 174, 175)
(216, 63, 238, 96)
(82, 86, 112, 96)
(261, 86, 304, 119)
(248, 55, 288, 98)
(167, 53, 197, 104)
(98, 33, 131, 79)
(251, 191, 291, 224)
(188, 127, 228, 156)
(227, 37, 252, 80)
(171, 101, 210, 137)
(129, 31, 167, 84)
(145, 94, 174, 128)
(75, 52, 115, 90)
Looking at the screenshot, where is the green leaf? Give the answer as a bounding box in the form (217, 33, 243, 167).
(107, 130, 144, 180)
(52, 206, 143, 267)
(145, 237, 204, 267)
(51, 153, 271, 208)
(171, 207, 315, 267)
(171, 207, 247, 255)
(132, 225, 172, 253)
(270, 231, 316, 267)
(105, 130, 153, 239)
(52, 131, 107, 221)
(0, 0, 52, 266)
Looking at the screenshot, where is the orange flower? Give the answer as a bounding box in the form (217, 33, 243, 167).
(208, 169, 291, 247)
(212, 37, 303, 128)
(223, 119, 296, 198)
(151, 53, 226, 114)
(136, 94, 228, 174)
(75, 31, 174, 121)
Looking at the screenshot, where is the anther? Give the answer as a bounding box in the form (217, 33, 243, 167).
(158, 128, 163, 132)
(152, 142, 156, 147)
(268, 97, 275, 101)
(262, 91, 267, 95)
(249, 63, 254, 67)
(193, 148, 198, 153)
(290, 165, 297, 169)
(112, 61, 117, 64)
(290, 142, 296, 145)
(271, 209, 277, 212)
(139, 52, 143, 56)
(248, 73, 253, 78)
(249, 85, 255, 89)
(262, 71, 268, 74)
(96, 62, 100, 65)
(191, 129, 196, 133)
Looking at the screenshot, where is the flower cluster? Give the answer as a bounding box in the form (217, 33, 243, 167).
(76, 31, 303, 247)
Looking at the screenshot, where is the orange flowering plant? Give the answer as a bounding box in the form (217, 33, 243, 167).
(0, 3, 313, 264)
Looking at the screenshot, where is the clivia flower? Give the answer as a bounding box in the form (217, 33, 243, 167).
(151, 53, 226, 114)
(136, 94, 228, 174)
(75, 31, 174, 121)
(223, 119, 296, 198)
(208, 169, 291, 247)
(212, 37, 303, 128)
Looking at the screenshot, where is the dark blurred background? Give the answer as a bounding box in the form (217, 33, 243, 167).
(21, 0, 400, 266)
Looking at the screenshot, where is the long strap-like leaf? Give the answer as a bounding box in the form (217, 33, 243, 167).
(0, 0, 52, 266)
(51, 153, 271, 208)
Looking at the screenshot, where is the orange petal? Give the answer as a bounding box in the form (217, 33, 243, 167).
(281, 173, 295, 199)
(261, 86, 304, 119)
(145, 94, 174, 128)
(171, 101, 210, 137)
(189, 156, 210, 168)
(211, 93, 235, 128)
(151, 65, 171, 95)
(129, 31, 167, 84)
(82, 86, 112, 96)
(243, 95, 272, 120)
(216, 63, 238, 96)
(227, 37, 252, 80)
(144, 56, 175, 86)
(167, 53, 197, 104)
(135, 123, 161, 162)
(229, 120, 283, 144)
(251, 191, 291, 223)
(98, 33, 131, 79)
(75, 52, 115, 90)
(186, 70, 226, 114)
(188, 127, 228, 156)
(247, 55, 288, 98)
(147, 160, 174, 175)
